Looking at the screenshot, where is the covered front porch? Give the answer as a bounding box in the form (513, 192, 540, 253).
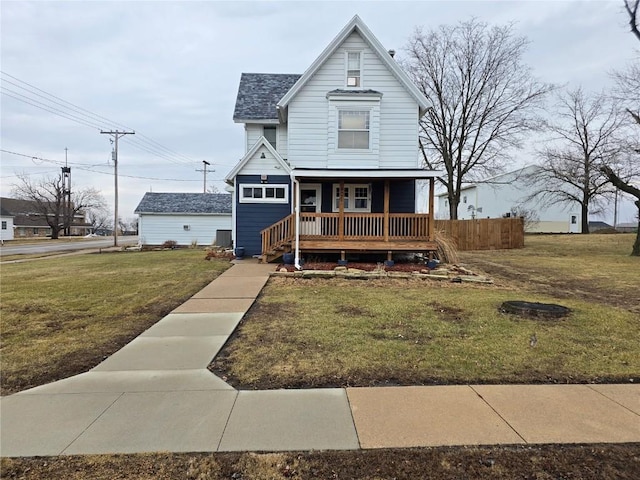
(261, 168, 440, 264)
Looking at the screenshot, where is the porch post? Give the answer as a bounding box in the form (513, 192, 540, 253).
(338, 180, 345, 241)
(428, 177, 435, 241)
(384, 180, 390, 242)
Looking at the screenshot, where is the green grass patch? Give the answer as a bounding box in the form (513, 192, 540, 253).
(1, 250, 230, 395)
(212, 234, 640, 388)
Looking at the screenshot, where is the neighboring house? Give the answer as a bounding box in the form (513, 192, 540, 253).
(1, 206, 14, 242)
(226, 15, 440, 263)
(134, 193, 232, 247)
(615, 222, 638, 233)
(588, 221, 613, 232)
(0, 197, 91, 237)
(435, 166, 582, 233)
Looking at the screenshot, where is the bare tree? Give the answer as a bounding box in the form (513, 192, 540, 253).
(12, 173, 106, 239)
(598, 0, 640, 255)
(86, 205, 112, 234)
(528, 88, 627, 234)
(402, 18, 553, 219)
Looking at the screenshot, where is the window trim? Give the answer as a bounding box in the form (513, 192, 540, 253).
(345, 50, 363, 88)
(332, 183, 371, 213)
(239, 183, 289, 204)
(337, 109, 371, 151)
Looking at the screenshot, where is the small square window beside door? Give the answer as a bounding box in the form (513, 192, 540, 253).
(183, 225, 190, 231)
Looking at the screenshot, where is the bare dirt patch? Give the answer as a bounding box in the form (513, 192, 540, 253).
(2, 444, 639, 479)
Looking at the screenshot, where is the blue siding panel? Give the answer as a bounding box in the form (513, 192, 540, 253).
(390, 180, 415, 213)
(316, 179, 415, 213)
(236, 175, 291, 256)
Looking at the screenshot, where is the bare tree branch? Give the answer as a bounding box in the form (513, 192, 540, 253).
(402, 19, 554, 219)
(625, 0, 640, 42)
(527, 88, 627, 234)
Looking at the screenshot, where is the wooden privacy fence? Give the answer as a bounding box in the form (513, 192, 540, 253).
(434, 217, 524, 251)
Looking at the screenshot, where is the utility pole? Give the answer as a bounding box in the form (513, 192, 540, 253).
(62, 147, 71, 236)
(100, 130, 134, 246)
(196, 160, 213, 193)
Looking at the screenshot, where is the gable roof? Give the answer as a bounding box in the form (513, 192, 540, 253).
(1, 197, 43, 215)
(1, 206, 13, 217)
(225, 136, 291, 183)
(277, 15, 430, 121)
(233, 73, 302, 123)
(134, 193, 232, 215)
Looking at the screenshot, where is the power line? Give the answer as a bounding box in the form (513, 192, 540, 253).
(0, 149, 204, 182)
(1, 71, 201, 167)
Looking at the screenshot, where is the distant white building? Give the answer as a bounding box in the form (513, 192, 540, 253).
(134, 193, 232, 247)
(1, 206, 14, 242)
(436, 166, 581, 233)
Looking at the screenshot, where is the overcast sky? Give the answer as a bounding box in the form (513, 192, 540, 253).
(1, 0, 637, 224)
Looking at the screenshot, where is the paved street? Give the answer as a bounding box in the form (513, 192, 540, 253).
(0, 236, 139, 256)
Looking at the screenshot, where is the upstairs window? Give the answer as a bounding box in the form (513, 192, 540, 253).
(346, 51, 361, 87)
(338, 110, 370, 149)
(263, 126, 277, 149)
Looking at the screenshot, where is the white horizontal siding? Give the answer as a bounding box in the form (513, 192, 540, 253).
(245, 124, 288, 158)
(245, 125, 262, 152)
(1, 216, 14, 241)
(139, 214, 231, 246)
(288, 30, 420, 169)
(237, 145, 288, 175)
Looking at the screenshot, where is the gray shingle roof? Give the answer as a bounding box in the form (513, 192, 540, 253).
(134, 193, 232, 214)
(233, 73, 301, 121)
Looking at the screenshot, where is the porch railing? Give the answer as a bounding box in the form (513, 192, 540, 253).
(260, 213, 294, 254)
(261, 212, 432, 255)
(299, 213, 431, 240)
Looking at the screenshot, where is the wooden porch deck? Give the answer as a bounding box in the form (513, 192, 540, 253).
(261, 212, 437, 262)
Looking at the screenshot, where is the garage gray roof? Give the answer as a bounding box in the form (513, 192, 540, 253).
(134, 193, 232, 214)
(233, 73, 301, 121)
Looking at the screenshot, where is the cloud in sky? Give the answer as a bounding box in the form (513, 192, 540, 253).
(1, 0, 637, 223)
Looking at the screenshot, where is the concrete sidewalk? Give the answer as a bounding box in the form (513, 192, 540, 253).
(1, 259, 639, 457)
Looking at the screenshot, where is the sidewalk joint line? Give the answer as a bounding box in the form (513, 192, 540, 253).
(585, 384, 640, 417)
(216, 390, 240, 452)
(59, 392, 125, 455)
(468, 386, 527, 444)
(343, 388, 362, 449)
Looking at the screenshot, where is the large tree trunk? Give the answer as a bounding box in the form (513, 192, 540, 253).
(581, 203, 589, 234)
(632, 200, 640, 257)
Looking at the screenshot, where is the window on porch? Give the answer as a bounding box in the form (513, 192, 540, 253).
(332, 183, 371, 212)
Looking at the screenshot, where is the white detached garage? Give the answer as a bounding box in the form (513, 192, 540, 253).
(135, 193, 232, 247)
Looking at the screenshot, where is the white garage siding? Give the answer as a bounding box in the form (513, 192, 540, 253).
(1, 216, 14, 241)
(138, 214, 232, 246)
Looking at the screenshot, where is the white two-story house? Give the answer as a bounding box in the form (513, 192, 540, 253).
(225, 15, 440, 264)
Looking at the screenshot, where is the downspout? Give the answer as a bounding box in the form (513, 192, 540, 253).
(293, 175, 302, 270)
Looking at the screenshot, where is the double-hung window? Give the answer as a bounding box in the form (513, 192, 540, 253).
(346, 51, 361, 87)
(263, 126, 277, 149)
(338, 110, 370, 149)
(240, 184, 288, 203)
(333, 183, 371, 212)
